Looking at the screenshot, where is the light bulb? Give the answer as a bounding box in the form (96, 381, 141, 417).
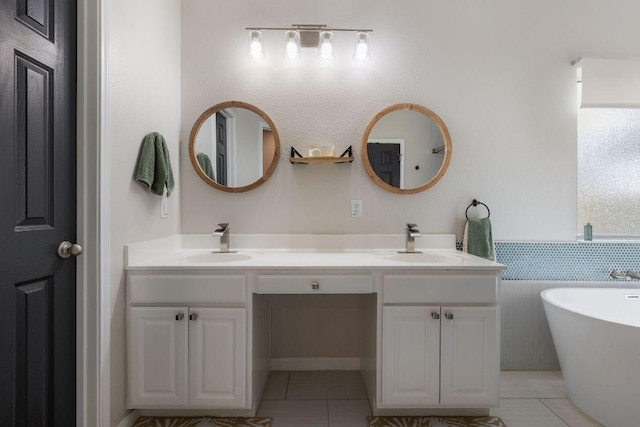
(248, 30, 265, 61)
(283, 30, 300, 60)
(353, 32, 371, 62)
(318, 31, 335, 60)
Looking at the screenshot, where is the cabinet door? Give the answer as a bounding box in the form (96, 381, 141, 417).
(129, 307, 188, 407)
(440, 306, 499, 406)
(382, 306, 440, 406)
(189, 307, 247, 407)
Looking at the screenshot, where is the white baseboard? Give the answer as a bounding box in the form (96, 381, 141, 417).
(372, 407, 490, 417)
(137, 409, 256, 417)
(116, 409, 140, 427)
(270, 357, 360, 371)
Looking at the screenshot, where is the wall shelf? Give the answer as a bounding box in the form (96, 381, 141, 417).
(289, 146, 354, 164)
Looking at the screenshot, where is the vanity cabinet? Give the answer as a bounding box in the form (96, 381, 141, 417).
(382, 306, 441, 406)
(124, 237, 505, 417)
(128, 274, 248, 409)
(380, 274, 499, 409)
(129, 307, 188, 406)
(129, 306, 246, 408)
(439, 306, 498, 406)
(189, 307, 246, 407)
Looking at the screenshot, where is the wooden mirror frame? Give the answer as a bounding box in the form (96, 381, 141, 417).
(361, 103, 452, 194)
(188, 101, 281, 193)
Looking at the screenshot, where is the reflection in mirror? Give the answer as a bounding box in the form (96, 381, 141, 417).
(361, 103, 451, 194)
(189, 101, 280, 193)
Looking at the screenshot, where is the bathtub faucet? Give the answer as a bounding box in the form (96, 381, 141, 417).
(626, 269, 640, 280)
(610, 269, 640, 280)
(610, 269, 627, 280)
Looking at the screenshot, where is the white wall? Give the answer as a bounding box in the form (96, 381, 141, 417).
(101, 3, 640, 418)
(180, 0, 640, 241)
(177, 0, 640, 366)
(109, 0, 181, 425)
(234, 108, 263, 186)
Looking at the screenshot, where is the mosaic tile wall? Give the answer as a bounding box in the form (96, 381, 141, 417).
(457, 241, 640, 281)
(497, 242, 640, 281)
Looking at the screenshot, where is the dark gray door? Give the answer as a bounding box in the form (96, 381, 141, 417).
(0, 0, 77, 425)
(216, 113, 227, 186)
(367, 142, 401, 187)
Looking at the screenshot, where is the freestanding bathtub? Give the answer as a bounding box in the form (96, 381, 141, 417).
(541, 287, 640, 427)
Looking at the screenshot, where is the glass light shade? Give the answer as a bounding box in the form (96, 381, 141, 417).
(353, 32, 371, 61)
(283, 30, 301, 60)
(317, 31, 335, 60)
(248, 30, 265, 61)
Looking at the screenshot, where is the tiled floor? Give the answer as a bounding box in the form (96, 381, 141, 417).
(256, 370, 602, 426)
(494, 371, 600, 427)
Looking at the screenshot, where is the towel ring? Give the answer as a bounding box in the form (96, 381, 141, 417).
(465, 199, 490, 219)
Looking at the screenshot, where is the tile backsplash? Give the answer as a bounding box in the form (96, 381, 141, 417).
(494, 241, 640, 281)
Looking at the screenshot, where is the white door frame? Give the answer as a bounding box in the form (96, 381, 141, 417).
(257, 121, 269, 177)
(219, 108, 237, 186)
(77, 0, 110, 425)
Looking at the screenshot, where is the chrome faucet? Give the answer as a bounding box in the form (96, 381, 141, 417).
(626, 269, 640, 280)
(609, 269, 640, 280)
(404, 223, 421, 253)
(213, 223, 230, 253)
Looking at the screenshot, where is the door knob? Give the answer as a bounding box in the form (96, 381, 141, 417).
(58, 241, 83, 258)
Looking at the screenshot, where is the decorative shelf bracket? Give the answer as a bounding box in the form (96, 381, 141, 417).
(289, 145, 354, 164)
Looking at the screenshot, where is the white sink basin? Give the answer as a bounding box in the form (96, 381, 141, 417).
(182, 252, 253, 263)
(381, 252, 465, 264)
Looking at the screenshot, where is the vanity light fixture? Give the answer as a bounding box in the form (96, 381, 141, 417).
(353, 32, 371, 62)
(248, 30, 265, 61)
(245, 24, 372, 62)
(318, 31, 335, 60)
(284, 30, 301, 60)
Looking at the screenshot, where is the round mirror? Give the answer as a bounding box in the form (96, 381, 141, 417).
(188, 101, 280, 193)
(361, 103, 452, 194)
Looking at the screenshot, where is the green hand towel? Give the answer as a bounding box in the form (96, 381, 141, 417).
(464, 217, 495, 261)
(196, 152, 215, 181)
(135, 132, 175, 196)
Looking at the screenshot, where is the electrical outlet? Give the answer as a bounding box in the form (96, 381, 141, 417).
(160, 195, 168, 219)
(351, 199, 362, 217)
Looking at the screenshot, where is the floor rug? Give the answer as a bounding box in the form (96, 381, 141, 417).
(367, 416, 506, 427)
(132, 416, 273, 427)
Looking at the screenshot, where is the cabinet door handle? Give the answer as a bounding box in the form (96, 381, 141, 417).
(189, 313, 199, 321)
(311, 281, 319, 290)
(175, 313, 184, 321)
(444, 312, 454, 320)
(431, 312, 440, 320)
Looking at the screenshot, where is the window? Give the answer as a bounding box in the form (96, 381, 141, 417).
(577, 108, 640, 238)
(575, 58, 640, 239)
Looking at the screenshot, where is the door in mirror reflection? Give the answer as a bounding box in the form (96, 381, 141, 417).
(195, 108, 274, 187)
(362, 104, 451, 194)
(189, 101, 280, 193)
(367, 142, 401, 187)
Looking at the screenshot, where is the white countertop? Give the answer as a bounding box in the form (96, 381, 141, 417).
(125, 234, 506, 272)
